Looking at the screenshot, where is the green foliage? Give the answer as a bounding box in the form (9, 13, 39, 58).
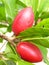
(36, 18, 49, 28)
(0, 0, 49, 65)
(5, 60, 16, 65)
(0, 60, 16, 65)
(36, 44, 49, 65)
(19, 0, 49, 21)
(40, 12, 49, 20)
(3, 43, 20, 64)
(38, 0, 48, 13)
(0, 1, 6, 21)
(4, 43, 15, 53)
(17, 60, 34, 65)
(0, 38, 3, 42)
(17, 27, 49, 48)
(2, 0, 17, 22)
(0, 60, 6, 65)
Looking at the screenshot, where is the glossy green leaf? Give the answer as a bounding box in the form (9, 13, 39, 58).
(35, 0, 49, 21)
(17, 60, 34, 65)
(4, 53, 20, 61)
(44, 1, 49, 12)
(0, 1, 6, 21)
(38, 0, 49, 13)
(40, 12, 49, 20)
(7, 24, 12, 32)
(2, 0, 16, 20)
(0, 38, 3, 43)
(4, 43, 15, 54)
(36, 44, 49, 65)
(19, 0, 49, 20)
(17, 27, 49, 48)
(18, 27, 49, 38)
(31, 0, 39, 16)
(19, 0, 31, 6)
(0, 60, 6, 65)
(16, 0, 26, 10)
(4, 43, 20, 61)
(0, 60, 16, 65)
(0, 0, 1, 2)
(36, 18, 49, 28)
(2, 0, 26, 24)
(0, 24, 7, 28)
(5, 60, 16, 65)
(22, 36, 49, 48)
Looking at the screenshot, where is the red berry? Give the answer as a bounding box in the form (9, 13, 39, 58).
(16, 42, 43, 63)
(12, 7, 34, 35)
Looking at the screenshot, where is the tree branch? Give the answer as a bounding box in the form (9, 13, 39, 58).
(0, 33, 16, 47)
(0, 22, 9, 26)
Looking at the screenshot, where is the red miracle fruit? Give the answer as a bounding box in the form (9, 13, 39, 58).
(12, 7, 34, 35)
(16, 42, 43, 63)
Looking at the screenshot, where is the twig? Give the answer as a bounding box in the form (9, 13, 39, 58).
(0, 22, 9, 26)
(37, 18, 41, 24)
(0, 42, 6, 51)
(0, 33, 16, 47)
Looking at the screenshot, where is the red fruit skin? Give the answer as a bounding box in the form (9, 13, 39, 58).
(12, 7, 34, 35)
(16, 42, 43, 63)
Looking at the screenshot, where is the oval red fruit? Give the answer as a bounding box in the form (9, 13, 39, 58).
(16, 42, 43, 63)
(12, 7, 34, 35)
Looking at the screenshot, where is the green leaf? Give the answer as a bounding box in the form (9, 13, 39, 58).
(18, 27, 49, 38)
(38, 0, 49, 13)
(0, 0, 1, 2)
(19, 0, 32, 6)
(5, 60, 16, 65)
(0, 24, 7, 28)
(40, 12, 49, 20)
(36, 44, 49, 65)
(17, 60, 34, 65)
(0, 1, 6, 21)
(2, 0, 26, 24)
(31, 0, 39, 16)
(36, 18, 49, 28)
(0, 38, 3, 43)
(4, 53, 20, 61)
(44, 1, 49, 12)
(0, 60, 6, 65)
(4, 43, 15, 54)
(0, 60, 16, 65)
(4, 43, 20, 61)
(7, 24, 12, 32)
(22, 36, 49, 48)
(17, 27, 49, 48)
(16, 0, 26, 10)
(19, 0, 49, 21)
(2, 0, 16, 20)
